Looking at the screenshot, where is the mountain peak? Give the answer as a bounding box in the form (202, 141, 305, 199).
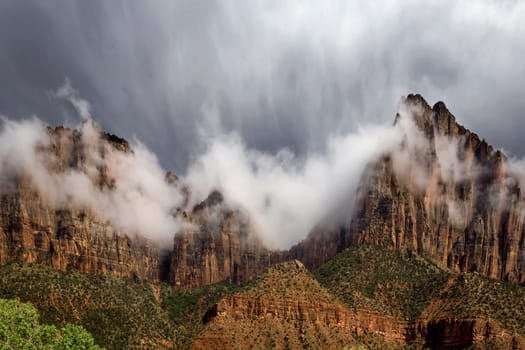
(405, 93, 431, 109)
(432, 100, 448, 113)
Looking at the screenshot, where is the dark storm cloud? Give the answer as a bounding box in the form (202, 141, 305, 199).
(0, 1, 524, 172)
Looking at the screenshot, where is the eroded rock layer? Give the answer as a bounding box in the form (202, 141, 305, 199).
(0, 123, 276, 286)
(196, 260, 524, 349)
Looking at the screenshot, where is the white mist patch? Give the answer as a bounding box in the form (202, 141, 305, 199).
(184, 123, 403, 249)
(53, 77, 93, 120)
(4, 86, 523, 250)
(0, 116, 185, 246)
(0, 116, 50, 190)
(390, 103, 433, 191)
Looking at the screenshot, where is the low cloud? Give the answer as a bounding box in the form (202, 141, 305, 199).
(52, 78, 92, 121)
(1, 1, 524, 172)
(2, 87, 524, 249)
(0, 115, 185, 246)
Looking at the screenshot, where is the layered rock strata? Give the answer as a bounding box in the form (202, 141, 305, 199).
(198, 260, 524, 349)
(0, 122, 276, 286)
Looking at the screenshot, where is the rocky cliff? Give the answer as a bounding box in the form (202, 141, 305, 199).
(294, 94, 525, 284)
(193, 260, 404, 349)
(3, 93, 525, 288)
(0, 122, 275, 286)
(0, 125, 162, 281)
(169, 190, 280, 287)
(196, 258, 524, 349)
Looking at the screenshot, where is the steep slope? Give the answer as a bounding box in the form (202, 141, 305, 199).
(315, 245, 525, 349)
(421, 273, 525, 339)
(294, 94, 525, 283)
(0, 261, 245, 350)
(314, 244, 451, 320)
(193, 260, 403, 349)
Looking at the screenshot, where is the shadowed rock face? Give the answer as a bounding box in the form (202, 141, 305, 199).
(293, 94, 525, 283)
(169, 190, 282, 288)
(0, 126, 161, 281)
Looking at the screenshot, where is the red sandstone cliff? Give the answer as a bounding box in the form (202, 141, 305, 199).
(169, 190, 280, 287)
(195, 260, 524, 349)
(0, 125, 162, 281)
(0, 122, 275, 286)
(293, 94, 525, 284)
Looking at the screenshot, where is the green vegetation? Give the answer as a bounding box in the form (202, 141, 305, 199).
(0, 298, 101, 349)
(0, 264, 179, 349)
(192, 260, 406, 350)
(427, 273, 525, 335)
(315, 244, 525, 345)
(0, 263, 239, 349)
(232, 260, 338, 303)
(314, 245, 452, 319)
(160, 280, 239, 347)
(1, 247, 524, 349)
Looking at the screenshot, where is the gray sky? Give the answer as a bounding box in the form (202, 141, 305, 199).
(1, 1, 524, 173)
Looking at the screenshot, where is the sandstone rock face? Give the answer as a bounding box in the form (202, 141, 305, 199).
(197, 260, 524, 349)
(0, 126, 161, 281)
(194, 260, 403, 349)
(169, 190, 280, 287)
(288, 225, 349, 272)
(418, 318, 522, 349)
(295, 94, 525, 283)
(351, 94, 525, 282)
(0, 122, 275, 287)
(211, 295, 407, 341)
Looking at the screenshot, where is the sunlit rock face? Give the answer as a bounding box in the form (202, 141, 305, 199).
(294, 94, 525, 283)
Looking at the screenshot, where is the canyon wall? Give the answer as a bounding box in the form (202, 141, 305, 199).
(351, 94, 525, 282)
(0, 126, 162, 281)
(0, 124, 274, 286)
(3, 94, 525, 287)
(294, 94, 525, 283)
(169, 190, 280, 287)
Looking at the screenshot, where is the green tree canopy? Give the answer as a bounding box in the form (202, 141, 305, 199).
(0, 298, 102, 350)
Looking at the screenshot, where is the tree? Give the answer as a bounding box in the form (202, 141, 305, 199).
(0, 298, 102, 349)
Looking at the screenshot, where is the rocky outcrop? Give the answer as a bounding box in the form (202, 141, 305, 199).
(169, 190, 280, 287)
(418, 318, 523, 349)
(294, 94, 525, 283)
(0, 126, 162, 281)
(197, 260, 524, 349)
(211, 295, 406, 341)
(193, 260, 406, 349)
(351, 94, 525, 282)
(288, 225, 349, 272)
